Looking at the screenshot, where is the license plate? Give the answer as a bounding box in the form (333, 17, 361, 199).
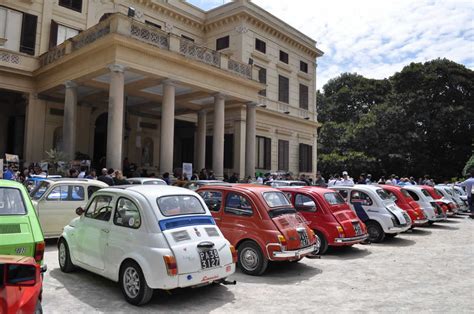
(199, 249, 220, 269)
(353, 222, 362, 236)
(298, 230, 310, 247)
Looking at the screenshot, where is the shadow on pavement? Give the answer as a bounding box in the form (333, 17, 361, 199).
(439, 219, 461, 224)
(372, 236, 416, 247)
(48, 267, 235, 311)
(407, 228, 432, 236)
(233, 261, 322, 285)
(422, 224, 460, 231)
(323, 246, 372, 260)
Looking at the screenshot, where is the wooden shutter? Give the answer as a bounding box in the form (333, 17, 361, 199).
(49, 20, 58, 49)
(278, 140, 289, 171)
(279, 75, 289, 103)
(299, 144, 304, 172)
(307, 145, 313, 172)
(264, 137, 271, 170)
(20, 13, 37, 55)
(299, 84, 308, 109)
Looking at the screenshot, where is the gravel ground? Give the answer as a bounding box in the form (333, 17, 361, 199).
(42, 214, 474, 313)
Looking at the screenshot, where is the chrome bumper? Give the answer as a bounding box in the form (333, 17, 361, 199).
(334, 234, 368, 243)
(387, 225, 410, 233)
(413, 219, 429, 225)
(430, 214, 447, 221)
(272, 245, 318, 258)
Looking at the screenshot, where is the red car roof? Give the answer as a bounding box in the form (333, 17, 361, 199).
(278, 186, 336, 195)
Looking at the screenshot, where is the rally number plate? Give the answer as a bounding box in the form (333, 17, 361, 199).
(199, 249, 220, 269)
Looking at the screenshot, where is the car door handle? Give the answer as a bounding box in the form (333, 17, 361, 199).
(197, 241, 215, 249)
(101, 228, 110, 233)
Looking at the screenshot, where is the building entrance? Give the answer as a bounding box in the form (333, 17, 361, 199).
(0, 89, 26, 159)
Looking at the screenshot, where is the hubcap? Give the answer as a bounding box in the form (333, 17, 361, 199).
(241, 248, 259, 271)
(123, 267, 140, 298)
(59, 242, 66, 267)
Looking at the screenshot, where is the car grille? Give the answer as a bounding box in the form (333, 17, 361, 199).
(0, 224, 21, 234)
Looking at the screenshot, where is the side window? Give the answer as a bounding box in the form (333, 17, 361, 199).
(225, 193, 253, 216)
(69, 185, 85, 201)
(87, 186, 101, 198)
(85, 195, 113, 221)
(114, 198, 141, 229)
(46, 185, 67, 201)
(406, 190, 419, 201)
(337, 190, 348, 201)
(198, 191, 222, 212)
(284, 192, 292, 202)
(350, 191, 373, 206)
(295, 194, 317, 212)
(385, 190, 397, 202)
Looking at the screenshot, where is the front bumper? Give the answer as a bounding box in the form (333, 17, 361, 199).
(334, 234, 368, 244)
(429, 214, 447, 222)
(272, 244, 318, 259)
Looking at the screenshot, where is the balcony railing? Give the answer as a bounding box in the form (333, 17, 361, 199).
(257, 95, 316, 121)
(38, 13, 256, 81)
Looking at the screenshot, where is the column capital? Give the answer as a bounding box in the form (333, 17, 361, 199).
(246, 101, 258, 107)
(213, 93, 226, 101)
(197, 109, 207, 116)
(108, 63, 126, 73)
(162, 79, 177, 87)
(65, 80, 78, 89)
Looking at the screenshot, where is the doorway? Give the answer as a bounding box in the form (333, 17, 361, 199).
(93, 112, 108, 169)
(0, 89, 26, 158)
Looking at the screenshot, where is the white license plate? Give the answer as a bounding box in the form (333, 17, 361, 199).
(199, 249, 220, 269)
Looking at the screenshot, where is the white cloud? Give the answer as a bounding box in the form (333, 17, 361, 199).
(251, 0, 473, 89)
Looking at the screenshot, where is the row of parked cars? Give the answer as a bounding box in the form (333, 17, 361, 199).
(0, 176, 470, 309)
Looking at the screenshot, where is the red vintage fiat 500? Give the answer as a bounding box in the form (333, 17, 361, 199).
(197, 184, 319, 276)
(0, 255, 46, 314)
(279, 186, 368, 254)
(381, 185, 428, 227)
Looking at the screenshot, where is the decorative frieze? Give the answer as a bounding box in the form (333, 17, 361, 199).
(131, 22, 169, 49)
(228, 59, 252, 79)
(0, 52, 20, 64)
(179, 38, 220, 67)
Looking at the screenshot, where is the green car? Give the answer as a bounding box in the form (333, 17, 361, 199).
(0, 179, 45, 264)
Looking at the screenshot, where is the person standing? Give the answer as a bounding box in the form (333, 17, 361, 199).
(336, 171, 354, 186)
(2, 165, 15, 180)
(459, 172, 474, 217)
(98, 168, 114, 186)
(162, 172, 170, 185)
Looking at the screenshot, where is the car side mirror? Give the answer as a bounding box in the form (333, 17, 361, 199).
(75, 207, 85, 216)
(5, 264, 37, 286)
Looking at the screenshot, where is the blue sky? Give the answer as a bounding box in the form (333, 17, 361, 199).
(187, 0, 474, 90)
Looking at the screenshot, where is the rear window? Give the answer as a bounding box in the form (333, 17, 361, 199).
(144, 180, 166, 185)
(0, 188, 27, 215)
(406, 189, 419, 201)
(376, 189, 391, 200)
(400, 189, 412, 198)
(324, 192, 345, 205)
(421, 189, 431, 197)
(263, 192, 291, 208)
(30, 181, 50, 200)
(157, 195, 206, 217)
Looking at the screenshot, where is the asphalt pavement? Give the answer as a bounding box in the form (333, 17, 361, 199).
(42, 214, 474, 313)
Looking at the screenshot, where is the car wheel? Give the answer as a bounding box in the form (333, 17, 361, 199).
(315, 231, 328, 255)
(34, 301, 43, 314)
(120, 260, 153, 306)
(238, 241, 268, 276)
(365, 221, 385, 243)
(58, 239, 75, 273)
(427, 221, 435, 225)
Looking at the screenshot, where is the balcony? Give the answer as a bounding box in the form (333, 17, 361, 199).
(257, 95, 317, 122)
(0, 48, 39, 74)
(39, 13, 257, 81)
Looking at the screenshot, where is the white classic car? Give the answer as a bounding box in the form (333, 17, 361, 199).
(331, 185, 411, 242)
(30, 178, 108, 238)
(58, 185, 237, 305)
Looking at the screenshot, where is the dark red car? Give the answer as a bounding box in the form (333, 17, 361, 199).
(421, 185, 455, 216)
(0, 255, 46, 314)
(381, 185, 428, 227)
(279, 186, 368, 254)
(197, 184, 319, 275)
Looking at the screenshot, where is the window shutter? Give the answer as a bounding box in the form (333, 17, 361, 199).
(264, 137, 271, 169)
(308, 145, 313, 172)
(299, 84, 308, 109)
(20, 13, 37, 55)
(279, 75, 289, 103)
(49, 20, 58, 49)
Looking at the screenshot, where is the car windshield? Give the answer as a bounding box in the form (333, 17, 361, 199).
(400, 189, 413, 199)
(376, 189, 391, 200)
(324, 192, 346, 205)
(30, 181, 50, 200)
(157, 195, 206, 217)
(0, 188, 26, 215)
(262, 192, 291, 208)
(290, 182, 307, 186)
(143, 180, 166, 185)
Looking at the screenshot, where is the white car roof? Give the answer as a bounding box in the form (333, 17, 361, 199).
(331, 184, 381, 192)
(127, 177, 166, 183)
(43, 178, 108, 186)
(101, 184, 198, 199)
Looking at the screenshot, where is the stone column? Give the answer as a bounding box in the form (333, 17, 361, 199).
(245, 102, 257, 178)
(212, 94, 225, 179)
(63, 80, 78, 161)
(159, 79, 176, 175)
(196, 110, 207, 171)
(106, 64, 125, 171)
(24, 93, 46, 163)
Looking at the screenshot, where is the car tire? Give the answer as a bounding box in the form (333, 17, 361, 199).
(34, 301, 43, 314)
(58, 239, 75, 273)
(238, 241, 268, 276)
(365, 221, 385, 243)
(120, 260, 153, 306)
(428, 221, 435, 225)
(315, 231, 328, 255)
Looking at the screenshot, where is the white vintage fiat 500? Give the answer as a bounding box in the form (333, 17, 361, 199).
(58, 185, 236, 305)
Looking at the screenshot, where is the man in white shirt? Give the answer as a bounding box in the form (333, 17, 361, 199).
(336, 171, 354, 186)
(459, 172, 474, 216)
